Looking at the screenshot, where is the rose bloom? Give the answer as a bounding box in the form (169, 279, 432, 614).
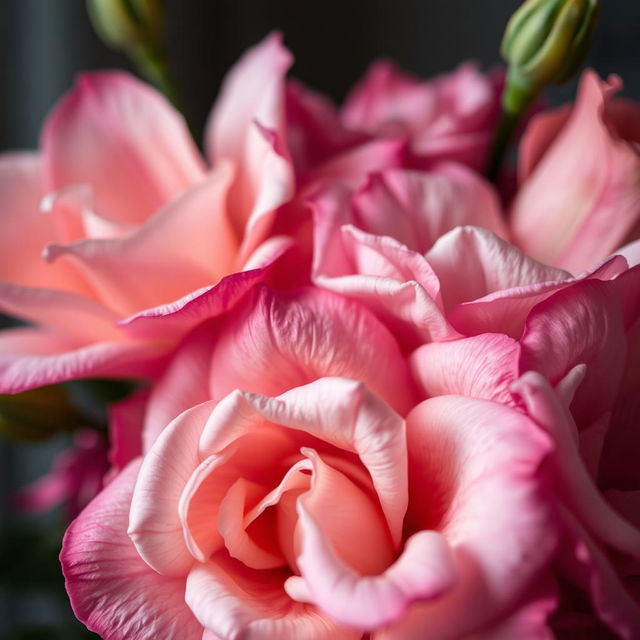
(62, 286, 561, 639)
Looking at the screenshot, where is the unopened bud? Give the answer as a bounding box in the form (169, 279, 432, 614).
(501, 0, 599, 111)
(87, 0, 163, 55)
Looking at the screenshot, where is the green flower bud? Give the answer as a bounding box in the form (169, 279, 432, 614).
(501, 0, 599, 111)
(87, 0, 163, 55)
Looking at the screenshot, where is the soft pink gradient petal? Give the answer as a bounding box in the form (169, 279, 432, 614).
(520, 278, 628, 424)
(200, 377, 408, 546)
(209, 286, 416, 416)
(426, 226, 570, 313)
(205, 32, 294, 251)
(61, 461, 203, 640)
(128, 402, 218, 576)
(389, 395, 555, 640)
(513, 372, 640, 559)
(410, 333, 520, 404)
(512, 71, 640, 273)
(292, 505, 456, 630)
(0, 281, 119, 341)
(43, 167, 237, 316)
(352, 163, 507, 253)
(186, 555, 358, 639)
(0, 153, 88, 293)
(43, 72, 205, 225)
(0, 327, 163, 393)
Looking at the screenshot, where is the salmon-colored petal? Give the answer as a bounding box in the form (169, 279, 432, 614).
(43, 167, 237, 316)
(0, 327, 163, 394)
(43, 71, 205, 226)
(61, 461, 203, 640)
(0, 153, 88, 293)
(185, 554, 358, 639)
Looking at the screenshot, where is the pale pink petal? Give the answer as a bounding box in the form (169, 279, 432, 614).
(209, 286, 416, 416)
(512, 71, 640, 273)
(43, 72, 205, 225)
(61, 461, 203, 640)
(0, 281, 119, 341)
(387, 396, 555, 640)
(0, 328, 164, 393)
(186, 554, 358, 639)
(0, 153, 87, 294)
(426, 226, 570, 312)
(352, 163, 507, 253)
(205, 33, 294, 244)
(128, 402, 218, 576)
(615, 238, 640, 267)
(293, 504, 456, 629)
(200, 377, 408, 547)
(512, 372, 640, 559)
(43, 167, 237, 316)
(410, 333, 519, 404)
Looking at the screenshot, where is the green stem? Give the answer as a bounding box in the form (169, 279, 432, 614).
(486, 78, 536, 183)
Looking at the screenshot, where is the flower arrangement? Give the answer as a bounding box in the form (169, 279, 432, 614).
(1, 0, 640, 638)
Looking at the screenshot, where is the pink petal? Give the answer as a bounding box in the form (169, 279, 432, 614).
(520, 278, 629, 424)
(186, 554, 358, 639)
(205, 33, 294, 245)
(43, 72, 205, 226)
(0, 281, 120, 342)
(61, 461, 203, 640)
(0, 327, 164, 393)
(0, 153, 88, 293)
(200, 377, 408, 547)
(512, 71, 640, 273)
(389, 395, 555, 639)
(426, 226, 570, 313)
(43, 167, 237, 316)
(352, 163, 507, 254)
(209, 286, 416, 417)
(512, 372, 640, 560)
(128, 402, 218, 576)
(292, 504, 456, 629)
(410, 333, 520, 404)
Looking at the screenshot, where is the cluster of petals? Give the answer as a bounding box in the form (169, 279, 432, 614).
(1, 30, 640, 640)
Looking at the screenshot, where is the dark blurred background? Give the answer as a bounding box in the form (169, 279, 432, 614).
(0, 1, 639, 638)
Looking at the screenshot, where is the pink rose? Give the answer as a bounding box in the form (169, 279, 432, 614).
(0, 34, 295, 394)
(511, 70, 640, 274)
(61, 286, 559, 639)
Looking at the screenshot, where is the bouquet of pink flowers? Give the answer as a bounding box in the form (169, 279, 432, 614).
(2, 0, 640, 638)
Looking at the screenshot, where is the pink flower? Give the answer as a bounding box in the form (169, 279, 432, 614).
(14, 428, 109, 520)
(511, 70, 640, 274)
(61, 286, 558, 639)
(0, 34, 295, 394)
(287, 60, 502, 176)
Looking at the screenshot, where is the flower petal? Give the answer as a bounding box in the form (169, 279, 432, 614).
(61, 461, 203, 640)
(43, 72, 205, 225)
